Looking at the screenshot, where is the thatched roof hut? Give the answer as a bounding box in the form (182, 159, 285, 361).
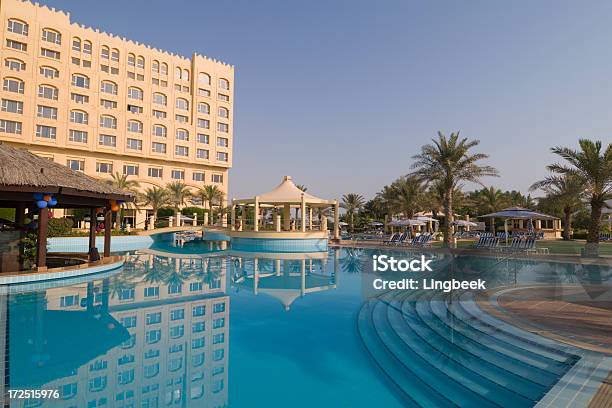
(0, 143, 134, 202)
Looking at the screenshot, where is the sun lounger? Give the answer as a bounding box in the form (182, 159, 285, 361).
(382, 233, 400, 245)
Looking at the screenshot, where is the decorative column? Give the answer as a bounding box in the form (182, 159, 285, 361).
(149, 215, 155, 230)
(253, 257, 259, 295)
(254, 196, 260, 231)
(36, 207, 48, 270)
(103, 204, 112, 257)
(300, 194, 306, 232)
(239, 207, 245, 231)
(321, 216, 328, 232)
(193, 213, 198, 227)
(275, 214, 281, 232)
(333, 200, 340, 240)
(230, 202, 236, 231)
(203, 212, 209, 226)
(300, 259, 306, 296)
(308, 207, 313, 230)
(466, 214, 471, 232)
(176, 211, 181, 227)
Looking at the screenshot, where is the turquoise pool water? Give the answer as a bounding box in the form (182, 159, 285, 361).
(5, 240, 611, 407)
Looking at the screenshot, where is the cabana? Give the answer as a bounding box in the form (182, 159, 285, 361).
(0, 143, 134, 272)
(230, 176, 339, 241)
(479, 206, 561, 239)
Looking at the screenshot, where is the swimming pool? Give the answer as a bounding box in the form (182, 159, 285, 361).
(4, 244, 611, 407)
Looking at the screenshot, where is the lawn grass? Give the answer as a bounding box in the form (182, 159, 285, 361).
(441, 238, 612, 256)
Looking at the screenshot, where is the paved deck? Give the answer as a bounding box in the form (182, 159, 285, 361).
(589, 372, 612, 408)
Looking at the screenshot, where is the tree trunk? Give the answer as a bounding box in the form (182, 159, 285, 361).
(350, 212, 354, 233)
(489, 217, 495, 234)
(562, 207, 572, 241)
(584, 197, 603, 257)
(115, 210, 121, 230)
(443, 189, 453, 246)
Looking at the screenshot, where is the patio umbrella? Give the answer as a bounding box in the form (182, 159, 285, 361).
(451, 220, 478, 227)
(480, 207, 557, 243)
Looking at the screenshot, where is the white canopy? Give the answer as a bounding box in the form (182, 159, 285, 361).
(234, 176, 334, 206)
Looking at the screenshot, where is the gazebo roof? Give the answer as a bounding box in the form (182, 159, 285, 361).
(235, 176, 334, 205)
(0, 143, 134, 204)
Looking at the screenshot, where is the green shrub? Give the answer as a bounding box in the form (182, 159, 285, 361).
(48, 217, 74, 237)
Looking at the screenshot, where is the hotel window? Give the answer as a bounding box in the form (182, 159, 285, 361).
(152, 142, 166, 154)
(100, 81, 118, 95)
(193, 305, 205, 316)
(160, 62, 168, 75)
(174, 67, 182, 80)
(127, 120, 143, 133)
(72, 57, 80, 66)
(40, 48, 60, 60)
(146, 312, 162, 325)
(217, 152, 228, 162)
(143, 363, 160, 379)
(70, 110, 88, 124)
(153, 92, 166, 105)
(175, 114, 188, 123)
(66, 159, 85, 172)
(128, 87, 143, 100)
(100, 46, 110, 59)
(118, 370, 135, 386)
(99, 134, 116, 147)
(7, 19, 28, 36)
(100, 64, 109, 73)
(197, 119, 209, 129)
(38, 105, 58, 119)
(96, 162, 113, 173)
(192, 322, 205, 333)
(144, 349, 159, 360)
(198, 88, 211, 97)
(175, 145, 189, 157)
(196, 149, 209, 159)
(111, 67, 119, 75)
(69, 130, 88, 143)
(192, 337, 205, 349)
(100, 115, 117, 129)
(217, 137, 229, 148)
(152, 60, 160, 74)
(152, 124, 167, 137)
(218, 107, 229, 118)
(217, 122, 229, 133)
(41, 28, 61, 44)
(213, 302, 225, 313)
(171, 169, 184, 180)
(36, 125, 56, 139)
(213, 333, 225, 344)
(152, 110, 166, 119)
(176, 98, 189, 110)
(148, 167, 163, 178)
(0, 120, 21, 134)
(196, 134, 209, 144)
(144, 286, 159, 297)
(170, 309, 184, 320)
(198, 103, 210, 114)
(176, 129, 189, 141)
(123, 163, 139, 176)
(219, 78, 230, 90)
(60, 295, 79, 307)
(192, 172, 204, 182)
(121, 316, 137, 328)
(111, 49, 119, 62)
(137, 56, 145, 69)
(6, 39, 27, 51)
(198, 72, 211, 85)
(213, 317, 225, 329)
(127, 104, 143, 114)
(72, 38, 81, 52)
(218, 93, 230, 102)
(2, 99, 23, 114)
(4, 58, 25, 71)
(88, 376, 107, 392)
(174, 84, 182, 92)
(126, 138, 142, 151)
(4, 78, 24, 94)
(71, 74, 89, 89)
(71, 93, 89, 104)
(127, 53, 135, 67)
(100, 99, 117, 109)
(83, 41, 92, 55)
(39, 66, 59, 78)
(212, 174, 223, 184)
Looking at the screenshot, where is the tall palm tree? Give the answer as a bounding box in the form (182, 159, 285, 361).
(341, 193, 365, 232)
(530, 175, 585, 240)
(295, 184, 308, 220)
(541, 140, 611, 255)
(139, 186, 169, 224)
(194, 185, 224, 224)
(389, 176, 426, 219)
(410, 132, 498, 246)
(106, 172, 140, 228)
(477, 186, 507, 233)
(166, 182, 192, 216)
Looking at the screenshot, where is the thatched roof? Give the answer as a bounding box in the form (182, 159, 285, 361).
(0, 143, 134, 200)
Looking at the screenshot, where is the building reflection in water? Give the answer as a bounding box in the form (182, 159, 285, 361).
(229, 250, 339, 311)
(4, 251, 229, 408)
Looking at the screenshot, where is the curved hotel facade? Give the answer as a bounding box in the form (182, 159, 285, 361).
(0, 0, 234, 226)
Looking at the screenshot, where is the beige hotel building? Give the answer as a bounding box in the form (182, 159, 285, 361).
(0, 0, 234, 227)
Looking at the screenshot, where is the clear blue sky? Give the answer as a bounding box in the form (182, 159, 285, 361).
(44, 0, 612, 201)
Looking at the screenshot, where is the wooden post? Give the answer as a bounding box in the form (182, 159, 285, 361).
(36, 207, 48, 270)
(15, 202, 25, 227)
(88, 208, 97, 261)
(104, 204, 112, 257)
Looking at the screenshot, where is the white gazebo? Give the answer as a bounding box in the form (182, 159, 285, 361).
(230, 176, 340, 240)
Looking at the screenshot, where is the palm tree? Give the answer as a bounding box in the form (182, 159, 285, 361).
(295, 184, 308, 220)
(194, 185, 224, 224)
(541, 140, 611, 255)
(139, 186, 169, 226)
(410, 132, 498, 246)
(389, 176, 426, 219)
(341, 193, 365, 232)
(530, 175, 585, 240)
(106, 172, 140, 228)
(166, 182, 192, 216)
(477, 186, 507, 233)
